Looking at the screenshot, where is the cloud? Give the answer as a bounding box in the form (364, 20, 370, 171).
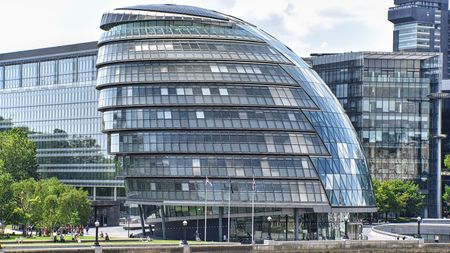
(0, 0, 393, 56)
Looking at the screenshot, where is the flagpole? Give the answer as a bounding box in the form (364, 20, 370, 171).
(227, 177, 231, 242)
(251, 177, 255, 245)
(204, 181, 208, 242)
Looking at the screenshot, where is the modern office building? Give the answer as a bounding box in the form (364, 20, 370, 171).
(309, 51, 442, 217)
(388, 0, 449, 78)
(0, 43, 124, 225)
(442, 81, 450, 217)
(96, 4, 376, 241)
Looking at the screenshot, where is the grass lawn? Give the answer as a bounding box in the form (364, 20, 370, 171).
(0, 235, 95, 242)
(1, 239, 217, 248)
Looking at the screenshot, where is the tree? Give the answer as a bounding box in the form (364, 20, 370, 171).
(11, 178, 92, 230)
(372, 178, 423, 219)
(373, 178, 399, 218)
(0, 128, 38, 181)
(445, 154, 450, 170)
(0, 169, 15, 224)
(443, 185, 450, 217)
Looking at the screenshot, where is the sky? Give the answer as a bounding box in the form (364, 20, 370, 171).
(0, 0, 393, 57)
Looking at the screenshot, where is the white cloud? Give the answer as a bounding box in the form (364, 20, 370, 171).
(0, 0, 393, 56)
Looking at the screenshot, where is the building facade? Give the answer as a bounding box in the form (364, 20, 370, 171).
(0, 43, 124, 225)
(309, 52, 442, 217)
(388, 0, 449, 78)
(97, 4, 376, 241)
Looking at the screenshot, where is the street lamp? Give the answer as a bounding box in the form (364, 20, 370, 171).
(181, 220, 188, 245)
(417, 216, 422, 239)
(0, 221, 3, 250)
(94, 221, 100, 246)
(343, 215, 349, 240)
(151, 224, 155, 235)
(267, 216, 272, 240)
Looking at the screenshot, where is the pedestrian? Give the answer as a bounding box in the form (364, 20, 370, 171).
(105, 233, 110, 241)
(85, 225, 89, 235)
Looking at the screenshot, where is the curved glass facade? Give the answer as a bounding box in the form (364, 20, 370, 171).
(98, 4, 376, 241)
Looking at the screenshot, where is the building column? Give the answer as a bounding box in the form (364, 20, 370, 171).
(285, 214, 288, 241)
(93, 187, 96, 201)
(160, 205, 167, 240)
(294, 208, 299, 241)
(138, 205, 146, 237)
(218, 207, 223, 241)
(113, 187, 117, 201)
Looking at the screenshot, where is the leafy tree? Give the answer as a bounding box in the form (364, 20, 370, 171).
(0, 128, 38, 181)
(11, 178, 92, 230)
(373, 178, 399, 218)
(0, 169, 15, 224)
(373, 178, 423, 219)
(443, 185, 450, 217)
(445, 154, 450, 170)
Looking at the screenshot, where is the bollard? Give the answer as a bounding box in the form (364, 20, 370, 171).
(94, 245, 102, 253)
(182, 244, 190, 253)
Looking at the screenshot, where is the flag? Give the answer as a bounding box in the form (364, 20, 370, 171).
(252, 176, 256, 192)
(205, 176, 212, 186)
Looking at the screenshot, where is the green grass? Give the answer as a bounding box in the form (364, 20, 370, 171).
(0, 235, 95, 242)
(1, 239, 217, 248)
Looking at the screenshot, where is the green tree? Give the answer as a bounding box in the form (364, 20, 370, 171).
(445, 154, 450, 170)
(0, 128, 38, 181)
(443, 185, 450, 217)
(0, 169, 15, 224)
(11, 178, 92, 230)
(373, 178, 399, 219)
(373, 178, 423, 219)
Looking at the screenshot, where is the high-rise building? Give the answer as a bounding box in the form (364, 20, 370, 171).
(0, 43, 124, 225)
(96, 4, 376, 241)
(309, 51, 442, 217)
(388, 0, 449, 77)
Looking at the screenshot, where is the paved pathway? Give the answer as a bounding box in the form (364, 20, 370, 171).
(362, 226, 398, 240)
(87, 226, 129, 239)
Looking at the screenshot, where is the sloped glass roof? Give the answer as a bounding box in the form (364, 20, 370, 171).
(117, 4, 229, 21)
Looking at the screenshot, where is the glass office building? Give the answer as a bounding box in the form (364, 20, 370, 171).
(309, 52, 442, 217)
(97, 5, 376, 241)
(0, 43, 124, 224)
(388, 0, 449, 78)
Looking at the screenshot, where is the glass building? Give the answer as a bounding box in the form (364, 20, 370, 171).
(97, 5, 376, 241)
(388, 0, 449, 78)
(309, 51, 442, 217)
(0, 42, 124, 225)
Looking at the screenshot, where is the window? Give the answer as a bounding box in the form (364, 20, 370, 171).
(201, 88, 211, 95)
(219, 88, 228, 95)
(210, 65, 220, 72)
(196, 111, 205, 119)
(176, 88, 185, 95)
(161, 88, 168, 95)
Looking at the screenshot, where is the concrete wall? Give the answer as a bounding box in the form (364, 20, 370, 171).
(4, 241, 450, 253)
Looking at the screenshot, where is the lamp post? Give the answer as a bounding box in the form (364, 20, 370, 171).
(343, 215, 349, 240)
(94, 221, 100, 246)
(417, 216, 422, 239)
(151, 224, 155, 235)
(267, 216, 272, 240)
(408, 92, 450, 218)
(181, 220, 188, 245)
(0, 221, 3, 250)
